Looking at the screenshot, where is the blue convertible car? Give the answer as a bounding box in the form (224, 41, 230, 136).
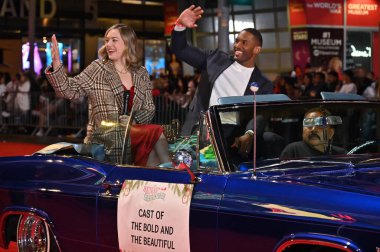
(1, 93, 380, 252)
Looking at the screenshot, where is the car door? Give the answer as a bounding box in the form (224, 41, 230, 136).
(96, 166, 227, 252)
(17, 156, 106, 251)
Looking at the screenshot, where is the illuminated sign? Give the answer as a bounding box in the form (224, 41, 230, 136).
(22, 42, 43, 75)
(347, 2, 378, 15)
(308, 28, 344, 67)
(350, 45, 371, 57)
(0, 0, 56, 18)
(293, 31, 308, 41)
(304, 0, 344, 26)
(346, 31, 371, 70)
(289, 0, 379, 28)
(306, 1, 342, 14)
(346, 0, 380, 27)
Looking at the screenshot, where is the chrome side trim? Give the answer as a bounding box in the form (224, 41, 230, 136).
(274, 233, 361, 252)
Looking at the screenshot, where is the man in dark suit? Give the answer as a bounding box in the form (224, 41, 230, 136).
(171, 5, 273, 144)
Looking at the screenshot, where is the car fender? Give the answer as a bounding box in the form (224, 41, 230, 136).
(0, 205, 60, 250)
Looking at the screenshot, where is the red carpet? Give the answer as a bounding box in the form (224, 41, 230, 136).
(0, 242, 16, 252)
(0, 141, 47, 156)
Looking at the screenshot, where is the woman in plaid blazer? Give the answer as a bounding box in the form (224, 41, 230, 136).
(45, 24, 171, 165)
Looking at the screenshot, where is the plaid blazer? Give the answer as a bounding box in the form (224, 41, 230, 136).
(45, 59, 155, 164)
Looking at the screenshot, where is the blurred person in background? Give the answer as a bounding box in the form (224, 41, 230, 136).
(167, 53, 183, 94)
(273, 74, 286, 94)
(338, 69, 357, 94)
(291, 65, 304, 88)
(34, 82, 66, 137)
(181, 75, 197, 108)
(328, 56, 343, 80)
(362, 71, 377, 100)
(376, 78, 380, 99)
(283, 76, 301, 100)
(305, 72, 327, 99)
(2, 73, 18, 118)
(14, 71, 31, 132)
(0, 72, 10, 96)
(0, 72, 8, 120)
(68, 96, 88, 134)
(366, 71, 376, 83)
(326, 70, 341, 92)
(355, 67, 372, 95)
(300, 72, 313, 98)
(0, 72, 9, 104)
(14, 72, 31, 112)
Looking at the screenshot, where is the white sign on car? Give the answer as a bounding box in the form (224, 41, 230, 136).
(117, 180, 193, 252)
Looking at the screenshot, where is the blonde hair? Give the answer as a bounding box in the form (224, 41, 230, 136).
(98, 24, 141, 69)
(328, 56, 342, 72)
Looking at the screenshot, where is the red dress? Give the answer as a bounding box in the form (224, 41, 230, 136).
(126, 86, 164, 166)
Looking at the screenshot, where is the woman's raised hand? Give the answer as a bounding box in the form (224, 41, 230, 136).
(51, 34, 61, 70)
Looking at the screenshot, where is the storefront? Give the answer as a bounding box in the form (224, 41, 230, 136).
(0, 0, 165, 77)
(289, 0, 379, 76)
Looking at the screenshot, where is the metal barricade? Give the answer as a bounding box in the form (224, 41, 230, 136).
(0, 91, 190, 138)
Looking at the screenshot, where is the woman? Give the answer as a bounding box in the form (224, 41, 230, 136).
(328, 56, 343, 80)
(338, 69, 357, 94)
(301, 72, 313, 98)
(45, 24, 171, 165)
(14, 71, 31, 126)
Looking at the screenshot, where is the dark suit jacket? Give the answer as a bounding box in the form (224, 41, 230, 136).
(171, 29, 273, 136)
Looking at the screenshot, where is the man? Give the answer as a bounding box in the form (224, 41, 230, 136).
(171, 5, 273, 141)
(326, 70, 341, 92)
(355, 67, 372, 95)
(304, 72, 327, 99)
(280, 107, 345, 158)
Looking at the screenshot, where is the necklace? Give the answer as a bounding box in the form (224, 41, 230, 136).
(115, 65, 129, 74)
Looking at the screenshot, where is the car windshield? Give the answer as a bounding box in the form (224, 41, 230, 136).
(214, 101, 380, 170)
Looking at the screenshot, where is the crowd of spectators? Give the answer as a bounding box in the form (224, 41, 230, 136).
(0, 56, 200, 137)
(0, 69, 87, 136)
(273, 63, 379, 101)
(0, 55, 378, 138)
(151, 70, 199, 109)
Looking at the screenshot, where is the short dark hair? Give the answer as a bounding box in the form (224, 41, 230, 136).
(314, 72, 325, 81)
(305, 107, 332, 118)
(328, 70, 339, 79)
(304, 72, 313, 82)
(242, 28, 263, 47)
(343, 69, 354, 82)
(284, 76, 296, 87)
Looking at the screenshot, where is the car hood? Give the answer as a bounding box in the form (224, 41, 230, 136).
(256, 154, 380, 196)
